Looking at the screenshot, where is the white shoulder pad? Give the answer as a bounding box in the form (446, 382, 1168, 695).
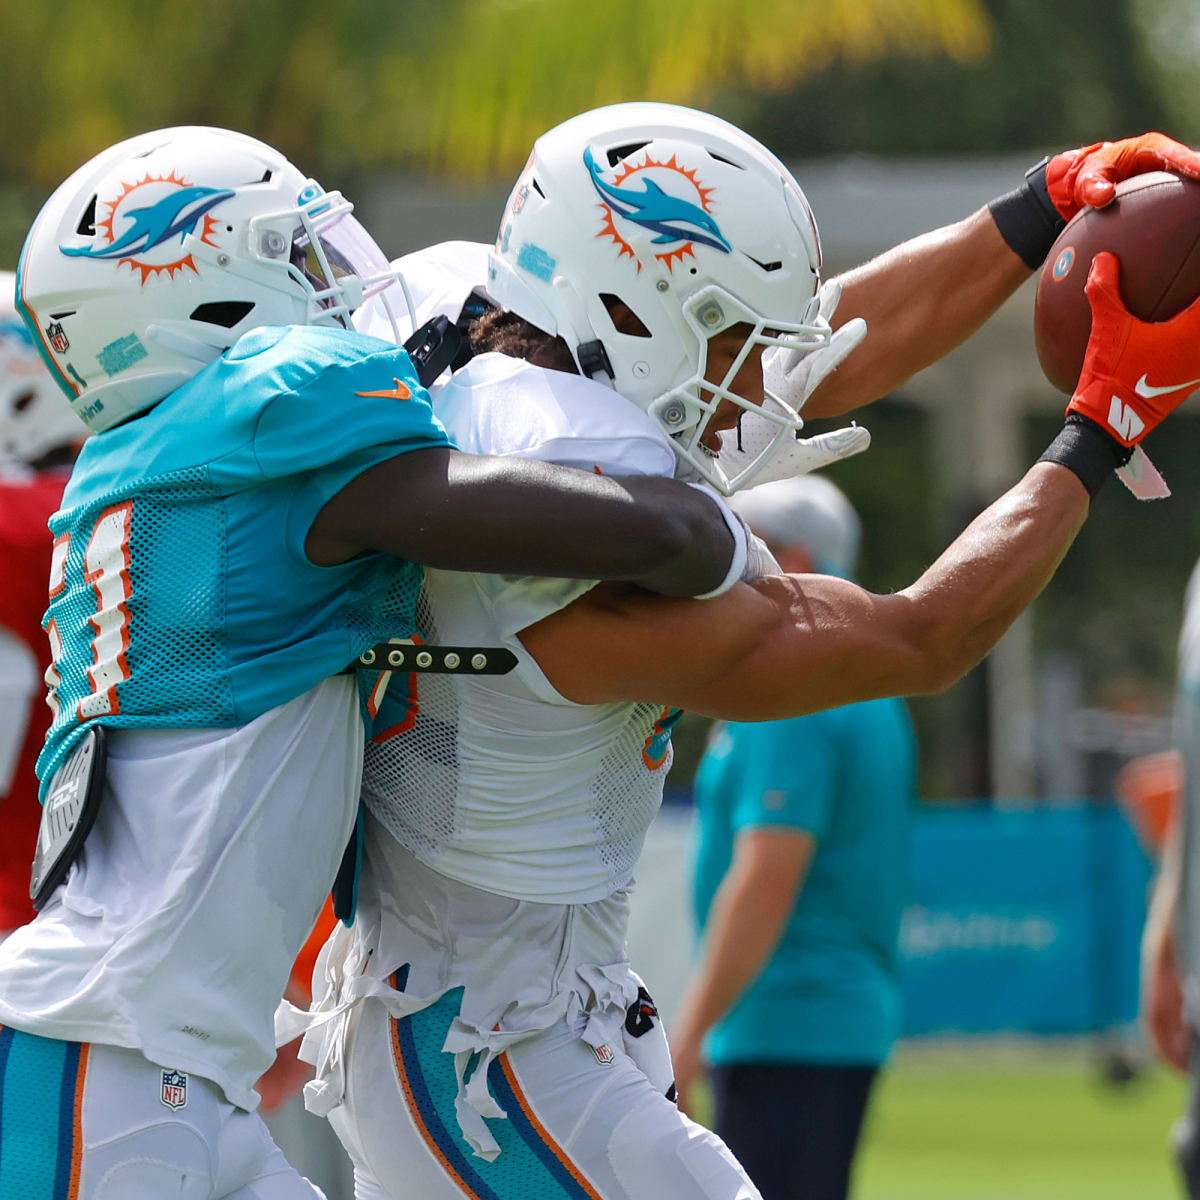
(354, 240, 490, 344)
(433, 353, 676, 479)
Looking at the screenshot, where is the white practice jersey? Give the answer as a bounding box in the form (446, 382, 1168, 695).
(362, 348, 681, 905)
(0, 677, 362, 1111)
(354, 239, 490, 351)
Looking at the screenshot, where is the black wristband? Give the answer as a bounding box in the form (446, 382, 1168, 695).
(988, 156, 1067, 270)
(1037, 414, 1132, 498)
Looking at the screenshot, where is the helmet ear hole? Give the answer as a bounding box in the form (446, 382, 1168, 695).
(599, 293, 651, 338)
(189, 301, 255, 328)
(76, 196, 97, 237)
(606, 142, 650, 168)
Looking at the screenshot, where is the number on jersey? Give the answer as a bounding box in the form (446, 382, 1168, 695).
(46, 501, 134, 720)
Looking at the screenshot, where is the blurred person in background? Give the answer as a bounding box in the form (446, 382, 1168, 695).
(671, 476, 917, 1200)
(0, 273, 83, 944)
(1142, 557, 1200, 1199)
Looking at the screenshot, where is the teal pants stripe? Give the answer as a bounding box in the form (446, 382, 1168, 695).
(0, 1027, 84, 1200)
(390, 976, 595, 1199)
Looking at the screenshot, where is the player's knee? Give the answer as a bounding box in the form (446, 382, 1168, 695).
(607, 1094, 762, 1200)
(88, 1121, 211, 1200)
(91, 1144, 211, 1199)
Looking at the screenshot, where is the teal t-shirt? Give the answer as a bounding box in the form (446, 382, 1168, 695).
(691, 697, 917, 1067)
(39, 325, 450, 793)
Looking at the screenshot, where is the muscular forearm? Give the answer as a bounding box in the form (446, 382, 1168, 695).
(741, 462, 1088, 713)
(804, 209, 1031, 419)
(526, 461, 1089, 719)
(310, 447, 738, 596)
(890, 460, 1089, 690)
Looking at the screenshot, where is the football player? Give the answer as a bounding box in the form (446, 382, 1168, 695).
(294, 105, 1200, 1199)
(0, 126, 753, 1200)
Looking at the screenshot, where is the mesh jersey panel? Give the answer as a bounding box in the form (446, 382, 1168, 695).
(362, 589, 460, 862)
(362, 577, 676, 902)
(592, 703, 675, 879)
(36, 324, 446, 794)
(39, 468, 422, 790)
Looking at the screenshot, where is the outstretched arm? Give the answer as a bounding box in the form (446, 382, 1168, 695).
(801, 133, 1200, 420)
(529, 247, 1200, 715)
(307, 447, 741, 598)
(523, 459, 1087, 717)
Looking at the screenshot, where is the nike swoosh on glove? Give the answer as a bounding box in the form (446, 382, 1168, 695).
(1047, 133, 1200, 219)
(1068, 251, 1200, 447)
(762, 280, 869, 410)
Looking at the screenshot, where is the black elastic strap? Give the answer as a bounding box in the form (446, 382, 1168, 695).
(577, 339, 614, 381)
(340, 642, 518, 675)
(988, 156, 1066, 270)
(1037, 414, 1132, 498)
(404, 316, 465, 387)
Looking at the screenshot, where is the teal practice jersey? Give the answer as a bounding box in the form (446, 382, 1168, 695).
(693, 699, 917, 1067)
(38, 325, 450, 795)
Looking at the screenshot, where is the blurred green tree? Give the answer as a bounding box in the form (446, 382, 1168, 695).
(2, 0, 991, 187)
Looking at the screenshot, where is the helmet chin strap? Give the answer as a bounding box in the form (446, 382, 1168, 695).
(576, 339, 614, 383)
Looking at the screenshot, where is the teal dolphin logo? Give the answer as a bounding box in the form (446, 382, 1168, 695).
(585, 146, 731, 255)
(62, 185, 234, 262)
(642, 706, 684, 769)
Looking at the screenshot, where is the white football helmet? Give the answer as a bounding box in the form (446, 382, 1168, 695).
(486, 102, 829, 493)
(16, 126, 409, 433)
(0, 271, 83, 465)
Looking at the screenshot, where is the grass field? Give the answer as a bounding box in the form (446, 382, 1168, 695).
(853, 1041, 1188, 1200)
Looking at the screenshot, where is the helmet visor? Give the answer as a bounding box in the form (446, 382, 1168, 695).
(289, 194, 412, 335)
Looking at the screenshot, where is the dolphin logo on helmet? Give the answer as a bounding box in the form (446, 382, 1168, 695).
(584, 146, 732, 255)
(61, 185, 234, 261)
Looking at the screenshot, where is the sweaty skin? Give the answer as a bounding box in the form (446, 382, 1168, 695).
(522, 461, 1087, 718)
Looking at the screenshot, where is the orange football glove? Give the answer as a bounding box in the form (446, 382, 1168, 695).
(1068, 252, 1200, 447)
(1047, 133, 1200, 219)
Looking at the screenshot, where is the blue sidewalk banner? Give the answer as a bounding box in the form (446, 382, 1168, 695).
(899, 805, 1151, 1037)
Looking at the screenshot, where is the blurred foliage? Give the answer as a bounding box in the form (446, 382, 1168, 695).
(2, 0, 991, 188)
(1132, 0, 1200, 146)
(731, 0, 1172, 157)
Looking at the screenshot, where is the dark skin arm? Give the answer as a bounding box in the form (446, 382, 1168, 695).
(306, 445, 735, 598)
(805, 209, 1032, 419)
(523, 461, 1087, 716)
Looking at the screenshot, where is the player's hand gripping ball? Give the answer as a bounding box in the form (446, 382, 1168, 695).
(1046, 133, 1200, 220)
(1035, 171, 1200, 394)
(1066, 250, 1200, 447)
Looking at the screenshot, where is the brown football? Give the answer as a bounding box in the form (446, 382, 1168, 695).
(1034, 171, 1200, 394)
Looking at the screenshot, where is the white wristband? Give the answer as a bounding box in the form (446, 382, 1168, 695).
(687, 483, 748, 599)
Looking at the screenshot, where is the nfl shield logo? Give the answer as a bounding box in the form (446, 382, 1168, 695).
(160, 1068, 188, 1110)
(591, 1043, 615, 1066)
(45, 322, 69, 354)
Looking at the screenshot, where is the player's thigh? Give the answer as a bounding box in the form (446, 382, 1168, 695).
(504, 1023, 761, 1200)
(220, 1134, 327, 1200)
(0, 1029, 321, 1200)
(335, 996, 759, 1200)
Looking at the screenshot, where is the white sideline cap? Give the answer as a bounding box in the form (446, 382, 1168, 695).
(729, 475, 861, 578)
